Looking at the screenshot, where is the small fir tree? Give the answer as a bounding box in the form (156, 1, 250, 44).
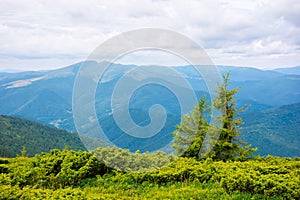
(172, 96, 209, 158)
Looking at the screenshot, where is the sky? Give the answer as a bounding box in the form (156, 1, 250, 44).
(0, 0, 299, 71)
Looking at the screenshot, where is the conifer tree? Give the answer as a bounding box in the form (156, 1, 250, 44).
(172, 96, 209, 158)
(209, 72, 256, 161)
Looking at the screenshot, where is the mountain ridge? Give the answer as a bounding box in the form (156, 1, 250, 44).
(274, 66, 300, 75)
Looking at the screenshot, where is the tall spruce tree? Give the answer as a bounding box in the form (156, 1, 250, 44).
(209, 72, 256, 161)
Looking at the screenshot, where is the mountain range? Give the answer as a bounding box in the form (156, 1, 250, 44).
(0, 62, 299, 157)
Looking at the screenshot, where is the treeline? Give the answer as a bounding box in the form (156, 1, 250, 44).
(0, 115, 86, 157)
(0, 148, 299, 199)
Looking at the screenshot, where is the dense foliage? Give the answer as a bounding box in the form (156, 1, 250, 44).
(92, 146, 176, 172)
(131, 156, 300, 199)
(6, 149, 111, 189)
(0, 115, 86, 157)
(0, 149, 299, 199)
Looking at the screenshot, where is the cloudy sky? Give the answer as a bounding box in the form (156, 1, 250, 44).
(0, 0, 299, 71)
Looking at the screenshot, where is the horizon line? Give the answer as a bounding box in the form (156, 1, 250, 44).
(0, 60, 299, 73)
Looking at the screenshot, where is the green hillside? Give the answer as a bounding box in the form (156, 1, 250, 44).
(241, 103, 300, 157)
(0, 115, 86, 157)
(0, 149, 299, 199)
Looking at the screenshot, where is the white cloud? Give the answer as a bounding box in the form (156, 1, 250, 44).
(0, 0, 299, 70)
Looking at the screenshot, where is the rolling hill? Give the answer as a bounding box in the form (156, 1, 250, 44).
(0, 115, 86, 157)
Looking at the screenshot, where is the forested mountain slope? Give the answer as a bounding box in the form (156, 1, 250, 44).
(241, 103, 300, 157)
(0, 115, 85, 157)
